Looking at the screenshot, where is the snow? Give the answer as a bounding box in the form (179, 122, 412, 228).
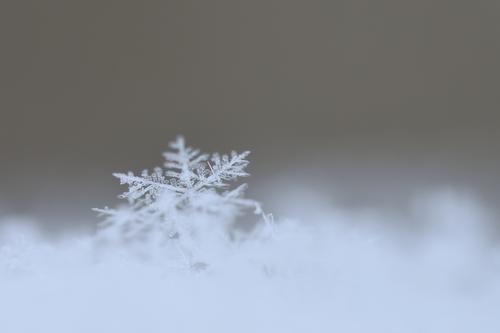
(1, 138, 499, 332)
(2, 191, 500, 333)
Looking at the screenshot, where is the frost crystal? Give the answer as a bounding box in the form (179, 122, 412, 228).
(94, 136, 272, 269)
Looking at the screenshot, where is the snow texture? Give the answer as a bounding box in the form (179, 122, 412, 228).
(1, 139, 500, 333)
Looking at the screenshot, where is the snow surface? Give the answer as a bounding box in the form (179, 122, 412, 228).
(1, 190, 500, 333)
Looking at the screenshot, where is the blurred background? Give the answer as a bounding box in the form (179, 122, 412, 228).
(1, 0, 499, 234)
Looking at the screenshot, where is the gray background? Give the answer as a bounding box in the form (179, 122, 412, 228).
(1, 0, 499, 233)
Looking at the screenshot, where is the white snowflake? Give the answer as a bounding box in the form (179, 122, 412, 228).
(94, 136, 273, 268)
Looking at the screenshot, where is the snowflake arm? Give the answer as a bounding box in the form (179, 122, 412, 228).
(194, 151, 251, 190)
(113, 170, 185, 206)
(163, 136, 209, 187)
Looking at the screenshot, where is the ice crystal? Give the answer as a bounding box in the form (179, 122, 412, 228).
(94, 136, 272, 268)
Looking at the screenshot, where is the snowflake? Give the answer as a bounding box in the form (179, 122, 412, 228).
(94, 136, 273, 268)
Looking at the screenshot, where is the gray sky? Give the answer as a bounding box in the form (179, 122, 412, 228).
(1, 0, 500, 230)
